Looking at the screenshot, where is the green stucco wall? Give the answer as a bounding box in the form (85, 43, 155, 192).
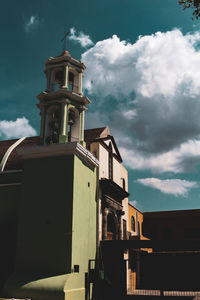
(68, 156, 97, 291)
(0, 171, 22, 293)
(3, 150, 97, 300)
(15, 155, 74, 275)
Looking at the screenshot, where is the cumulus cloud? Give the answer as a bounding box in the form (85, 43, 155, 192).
(137, 178, 198, 196)
(119, 139, 200, 173)
(25, 16, 39, 32)
(0, 117, 37, 139)
(82, 30, 200, 98)
(69, 28, 93, 48)
(81, 29, 200, 173)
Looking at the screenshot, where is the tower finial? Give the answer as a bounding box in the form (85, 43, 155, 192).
(61, 30, 70, 52)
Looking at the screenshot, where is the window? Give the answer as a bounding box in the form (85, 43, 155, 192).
(131, 216, 135, 232)
(137, 221, 140, 237)
(108, 142, 113, 180)
(122, 178, 126, 190)
(107, 212, 117, 240)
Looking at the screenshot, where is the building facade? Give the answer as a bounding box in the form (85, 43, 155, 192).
(85, 127, 129, 245)
(143, 209, 200, 247)
(0, 50, 99, 300)
(0, 49, 130, 300)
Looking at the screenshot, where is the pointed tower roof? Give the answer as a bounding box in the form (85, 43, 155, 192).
(57, 50, 71, 57)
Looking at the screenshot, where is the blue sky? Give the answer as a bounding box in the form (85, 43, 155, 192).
(1, 0, 200, 211)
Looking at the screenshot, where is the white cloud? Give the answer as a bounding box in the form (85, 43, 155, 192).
(137, 178, 198, 196)
(69, 28, 93, 48)
(119, 139, 200, 173)
(82, 30, 200, 98)
(130, 200, 137, 207)
(0, 117, 37, 139)
(122, 110, 137, 120)
(25, 16, 39, 32)
(81, 29, 200, 173)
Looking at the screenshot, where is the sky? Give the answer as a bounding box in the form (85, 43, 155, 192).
(1, 0, 200, 212)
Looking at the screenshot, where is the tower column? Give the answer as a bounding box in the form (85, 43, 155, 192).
(79, 109, 85, 142)
(78, 72, 82, 95)
(59, 102, 68, 143)
(60, 102, 67, 135)
(63, 65, 69, 88)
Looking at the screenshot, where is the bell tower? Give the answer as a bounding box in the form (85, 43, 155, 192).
(37, 50, 90, 145)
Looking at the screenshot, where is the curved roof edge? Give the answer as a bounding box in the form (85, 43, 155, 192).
(0, 137, 26, 173)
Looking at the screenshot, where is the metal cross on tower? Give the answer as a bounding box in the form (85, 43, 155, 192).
(61, 30, 70, 52)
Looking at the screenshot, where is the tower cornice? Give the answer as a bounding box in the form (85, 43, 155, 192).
(45, 53, 86, 70)
(37, 89, 91, 105)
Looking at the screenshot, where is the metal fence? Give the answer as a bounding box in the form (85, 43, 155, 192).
(127, 289, 200, 298)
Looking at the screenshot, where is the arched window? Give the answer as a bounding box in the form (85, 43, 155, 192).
(131, 216, 135, 232)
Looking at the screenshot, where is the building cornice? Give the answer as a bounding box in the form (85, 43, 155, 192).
(87, 135, 123, 163)
(100, 178, 129, 205)
(17, 142, 99, 168)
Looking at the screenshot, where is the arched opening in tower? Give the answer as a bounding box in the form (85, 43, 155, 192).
(68, 72, 74, 91)
(54, 69, 64, 91)
(45, 106, 60, 144)
(68, 108, 80, 142)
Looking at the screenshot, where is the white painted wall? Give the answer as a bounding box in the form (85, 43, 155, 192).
(99, 144, 109, 179)
(113, 156, 121, 185)
(89, 140, 129, 243)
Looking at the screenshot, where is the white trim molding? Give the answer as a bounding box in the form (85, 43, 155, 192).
(17, 142, 99, 168)
(0, 182, 22, 187)
(0, 137, 26, 173)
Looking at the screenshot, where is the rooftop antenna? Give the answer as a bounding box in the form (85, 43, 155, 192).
(61, 30, 70, 52)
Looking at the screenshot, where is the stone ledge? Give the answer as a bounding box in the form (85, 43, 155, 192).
(17, 142, 99, 168)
